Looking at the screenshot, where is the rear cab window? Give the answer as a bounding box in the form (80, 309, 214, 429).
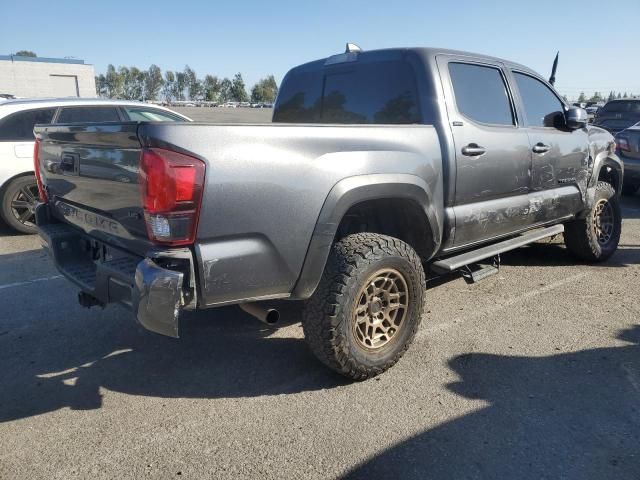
(0, 108, 56, 141)
(273, 58, 423, 124)
(56, 106, 121, 124)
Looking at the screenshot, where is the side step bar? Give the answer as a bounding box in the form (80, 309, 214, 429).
(431, 224, 564, 273)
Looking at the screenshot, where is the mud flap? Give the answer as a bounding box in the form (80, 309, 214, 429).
(132, 259, 184, 338)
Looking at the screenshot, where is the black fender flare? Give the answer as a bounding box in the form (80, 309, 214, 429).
(589, 151, 623, 192)
(290, 173, 442, 299)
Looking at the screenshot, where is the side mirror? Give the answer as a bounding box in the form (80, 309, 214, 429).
(565, 107, 588, 130)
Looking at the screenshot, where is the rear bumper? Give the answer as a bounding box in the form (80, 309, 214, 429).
(36, 204, 192, 338)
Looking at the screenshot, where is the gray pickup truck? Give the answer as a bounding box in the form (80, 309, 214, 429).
(34, 46, 623, 380)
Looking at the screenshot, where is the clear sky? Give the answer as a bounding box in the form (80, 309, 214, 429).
(2, 0, 639, 99)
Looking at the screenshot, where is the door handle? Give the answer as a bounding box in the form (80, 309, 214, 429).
(461, 144, 486, 157)
(532, 143, 551, 154)
(60, 152, 79, 175)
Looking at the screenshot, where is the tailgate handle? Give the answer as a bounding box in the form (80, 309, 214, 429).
(60, 153, 79, 175)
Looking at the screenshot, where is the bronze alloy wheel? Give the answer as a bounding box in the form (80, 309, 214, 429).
(10, 182, 39, 229)
(592, 198, 614, 245)
(352, 268, 409, 351)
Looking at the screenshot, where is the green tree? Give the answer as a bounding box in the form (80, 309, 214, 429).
(144, 64, 164, 101)
(251, 75, 279, 103)
(174, 72, 187, 101)
(95, 74, 108, 97)
(607, 91, 616, 102)
(623, 92, 629, 99)
(230, 73, 248, 102)
(184, 66, 202, 100)
(105, 64, 124, 98)
(588, 92, 602, 103)
(219, 78, 233, 102)
(15, 50, 36, 57)
(577, 92, 586, 103)
(163, 71, 176, 101)
(202, 75, 221, 101)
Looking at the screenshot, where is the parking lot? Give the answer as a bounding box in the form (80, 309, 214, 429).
(0, 108, 639, 479)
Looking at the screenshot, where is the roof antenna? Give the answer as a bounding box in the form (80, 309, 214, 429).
(345, 43, 362, 54)
(549, 51, 559, 86)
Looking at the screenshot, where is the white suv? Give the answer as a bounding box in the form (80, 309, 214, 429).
(0, 98, 190, 233)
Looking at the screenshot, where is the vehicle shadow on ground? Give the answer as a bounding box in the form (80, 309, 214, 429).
(346, 326, 640, 480)
(0, 304, 346, 423)
(621, 193, 640, 219)
(500, 241, 640, 268)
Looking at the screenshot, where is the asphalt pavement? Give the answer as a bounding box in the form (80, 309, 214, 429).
(0, 111, 638, 479)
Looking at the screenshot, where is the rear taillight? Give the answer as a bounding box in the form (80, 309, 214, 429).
(33, 139, 48, 203)
(616, 137, 630, 152)
(139, 148, 205, 246)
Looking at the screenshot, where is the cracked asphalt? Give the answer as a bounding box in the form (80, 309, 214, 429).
(0, 109, 638, 479)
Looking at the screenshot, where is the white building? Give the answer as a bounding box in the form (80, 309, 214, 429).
(0, 55, 96, 98)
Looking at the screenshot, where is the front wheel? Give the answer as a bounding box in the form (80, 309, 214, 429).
(302, 233, 426, 380)
(564, 181, 621, 262)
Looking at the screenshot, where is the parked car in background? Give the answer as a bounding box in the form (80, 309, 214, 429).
(615, 122, 640, 194)
(0, 98, 190, 233)
(586, 105, 600, 122)
(593, 99, 640, 135)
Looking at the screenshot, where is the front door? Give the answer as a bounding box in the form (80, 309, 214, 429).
(437, 57, 533, 247)
(510, 71, 588, 223)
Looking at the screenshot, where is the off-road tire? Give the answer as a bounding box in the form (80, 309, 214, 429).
(302, 233, 426, 380)
(564, 181, 621, 262)
(1, 175, 39, 234)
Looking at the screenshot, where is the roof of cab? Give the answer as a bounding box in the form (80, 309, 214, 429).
(287, 46, 539, 77)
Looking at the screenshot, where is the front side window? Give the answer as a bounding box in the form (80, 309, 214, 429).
(513, 72, 564, 127)
(448, 62, 514, 126)
(0, 108, 56, 141)
(56, 106, 120, 123)
(123, 107, 184, 122)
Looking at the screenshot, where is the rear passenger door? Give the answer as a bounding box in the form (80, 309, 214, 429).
(437, 57, 532, 247)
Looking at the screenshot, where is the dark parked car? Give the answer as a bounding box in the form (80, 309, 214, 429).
(593, 99, 640, 135)
(34, 46, 623, 379)
(615, 122, 640, 194)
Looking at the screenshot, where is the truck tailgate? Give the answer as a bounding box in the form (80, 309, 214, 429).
(34, 123, 150, 254)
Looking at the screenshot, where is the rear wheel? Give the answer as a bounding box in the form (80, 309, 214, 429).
(302, 233, 426, 380)
(1, 176, 39, 234)
(564, 181, 621, 262)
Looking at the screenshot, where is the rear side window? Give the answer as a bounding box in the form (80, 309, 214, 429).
(0, 108, 56, 141)
(56, 106, 120, 123)
(123, 107, 184, 122)
(448, 63, 514, 126)
(273, 61, 422, 124)
(513, 72, 564, 127)
(272, 71, 323, 122)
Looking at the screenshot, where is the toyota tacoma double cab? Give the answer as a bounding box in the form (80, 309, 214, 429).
(34, 46, 623, 379)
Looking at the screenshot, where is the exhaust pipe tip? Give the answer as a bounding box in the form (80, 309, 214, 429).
(239, 303, 280, 325)
(264, 308, 280, 324)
